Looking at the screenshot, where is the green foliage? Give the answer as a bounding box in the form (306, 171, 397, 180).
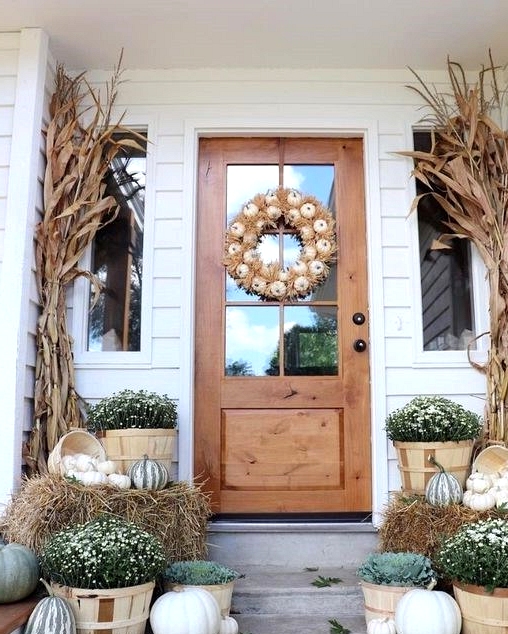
(40, 514, 166, 589)
(436, 518, 508, 591)
(311, 575, 342, 587)
(356, 551, 437, 587)
(328, 619, 350, 634)
(163, 560, 242, 585)
(86, 389, 178, 431)
(384, 396, 482, 442)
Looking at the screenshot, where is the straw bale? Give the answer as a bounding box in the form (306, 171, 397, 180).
(0, 475, 212, 562)
(378, 494, 497, 560)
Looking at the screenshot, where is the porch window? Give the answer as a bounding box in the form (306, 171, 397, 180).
(413, 131, 475, 351)
(86, 133, 146, 351)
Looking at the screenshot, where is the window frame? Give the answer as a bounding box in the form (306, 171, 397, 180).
(71, 119, 155, 367)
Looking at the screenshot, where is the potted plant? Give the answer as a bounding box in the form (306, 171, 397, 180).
(163, 560, 243, 617)
(86, 389, 178, 473)
(385, 396, 482, 494)
(436, 518, 508, 633)
(39, 514, 166, 634)
(357, 551, 437, 626)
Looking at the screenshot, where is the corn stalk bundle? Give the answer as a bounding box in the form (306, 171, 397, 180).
(401, 53, 508, 444)
(30, 58, 143, 474)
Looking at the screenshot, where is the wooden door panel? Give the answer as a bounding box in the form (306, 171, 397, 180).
(195, 137, 371, 515)
(222, 408, 343, 490)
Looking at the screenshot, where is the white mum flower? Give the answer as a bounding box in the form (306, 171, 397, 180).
(294, 276, 310, 292)
(236, 263, 250, 278)
(230, 222, 246, 237)
(313, 219, 328, 233)
(300, 203, 316, 218)
(308, 260, 325, 276)
(243, 202, 259, 217)
(270, 280, 287, 297)
(287, 190, 302, 206)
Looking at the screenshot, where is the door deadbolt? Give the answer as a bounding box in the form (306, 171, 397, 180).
(353, 339, 367, 352)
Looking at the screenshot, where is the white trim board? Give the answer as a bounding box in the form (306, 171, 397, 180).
(181, 116, 388, 526)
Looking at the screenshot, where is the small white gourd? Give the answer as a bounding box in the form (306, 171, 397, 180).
(96, 460, 117, 475)
(150, 586, 221, 634)
(367, 617, 396, 634)
(74, 454, 98, 473)
(219, 615, 239, 634)
(61, 455, 77, 472)
(107, 473, 131, 490)
(79, 471, 108, 486)
(395, 588, 461, 634)
(466, 472, 492, 493)
(464, 490, 496, 511)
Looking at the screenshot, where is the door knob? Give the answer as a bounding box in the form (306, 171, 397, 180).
(352, 312, 365, 325)
(353, 339, 367, 352)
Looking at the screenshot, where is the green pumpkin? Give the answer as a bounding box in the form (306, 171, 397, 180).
(25, 580, 76, 634)
(127, 455, 169, 490)
(0, 543, 39, 603)
(425, 456, 463, 506)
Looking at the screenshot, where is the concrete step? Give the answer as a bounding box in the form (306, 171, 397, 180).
(207, 521, 379, 568)
(229, 565, 368, 634)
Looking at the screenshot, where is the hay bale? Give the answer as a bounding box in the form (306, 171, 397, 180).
(0, 474, 212, 562)
(378, 494, 495, 560)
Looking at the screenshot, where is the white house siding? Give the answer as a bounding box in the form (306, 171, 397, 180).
(0, 33, 490, 520)
(0, 29, 49, 511)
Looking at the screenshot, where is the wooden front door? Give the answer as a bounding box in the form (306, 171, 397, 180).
(194, 137, 371, 515)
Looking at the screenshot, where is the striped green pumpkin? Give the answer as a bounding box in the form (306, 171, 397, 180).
(25, 580, 76, 634)
(127, 455, 169, 490)
(425, 456, 463, 506)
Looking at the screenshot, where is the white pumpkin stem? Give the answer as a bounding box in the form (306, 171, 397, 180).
(39, 577, 55, 597)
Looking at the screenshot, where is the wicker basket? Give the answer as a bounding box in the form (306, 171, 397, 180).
(48, 430, 107, 476)
(51, 581, 154, 634)
(473, 445, 508, 474)
(360, 581, 412, 624)
(97, 429, 177, 474)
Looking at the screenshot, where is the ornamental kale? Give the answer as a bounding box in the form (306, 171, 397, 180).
(384, 396, 482, 442)
(163, 560, 242, 585)
(437, 518, 508, 591)
(357, 551, 437, 587)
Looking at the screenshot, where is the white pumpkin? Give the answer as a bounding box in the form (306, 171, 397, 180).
(495, 489, 508, 507)
(79, 470, 108, 486)
(150, 586, 221, 634)
(395, 588, 461, 634)
(74, 453, 98, 472)
(496, 475, 508, 489)
(96, 460, 117, 475)
(61, 454, 77, 472)
(107, 473, 131, 489)
(463, 490, 496, 511)
(367, 617, 397, 634)
(466, 472, 492, 493)
(462, 489, 473, 506)
(219, 616, 239, 634)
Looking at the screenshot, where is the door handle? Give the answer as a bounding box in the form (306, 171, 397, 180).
(353, 339, 367, 352)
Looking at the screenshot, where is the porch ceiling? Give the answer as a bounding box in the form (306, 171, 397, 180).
(4, 0, 508, 72)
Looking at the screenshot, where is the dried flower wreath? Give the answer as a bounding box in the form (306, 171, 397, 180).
(224, 187, 336, 301)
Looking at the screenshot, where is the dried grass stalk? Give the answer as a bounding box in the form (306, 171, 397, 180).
(0, 475, 212, 562)
(30, 56, 145, 473)
(400, 52, 508, 444)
